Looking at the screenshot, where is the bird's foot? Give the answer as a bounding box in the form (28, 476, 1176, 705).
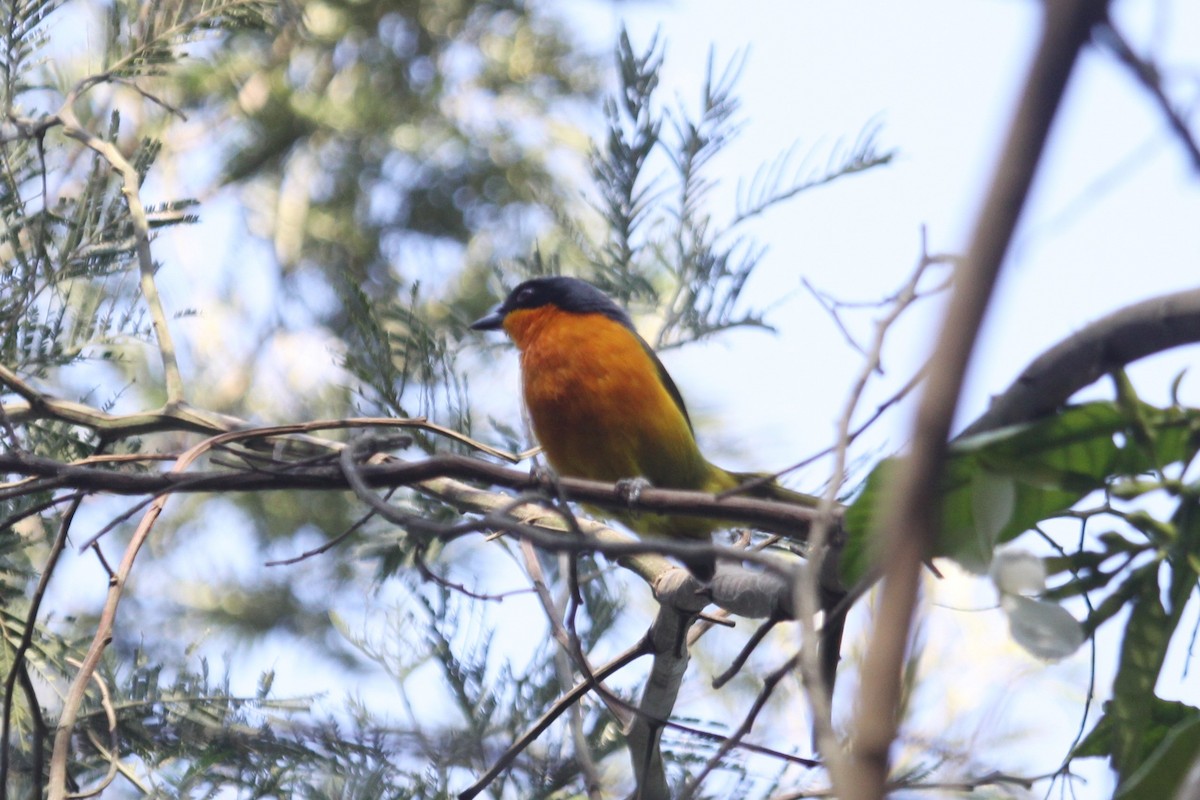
(615, 476, 653, 511)
(529, 463, 558, 491)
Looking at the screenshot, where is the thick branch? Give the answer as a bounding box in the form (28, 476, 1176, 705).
(959, 287, 1200, 438)
(625, 570, 709, 800)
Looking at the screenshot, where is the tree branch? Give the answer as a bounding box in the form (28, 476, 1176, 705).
(0, 493, 81, 797)
(457, 640, 650, 800)
(959, 287, 1200, 438)
(0, 448, 828, 538)
(57, 105, 186, 406)
(844, 1, 1108, 797)
(796, 228, 947, 775)
(625, 570, 710, 800)
(1095, 19, 1200, 171)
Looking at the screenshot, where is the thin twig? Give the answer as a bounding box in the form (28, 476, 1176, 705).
(45, 423, 346, 799)
(801, 277, 869, 359)
(457, 639, 650, 800)
(679, 652, 804, 800)
(62, 659, 119, 800)
(712, 617, 781, 689)
(264, 508, 382, 566)
(411, 545, 523, 602)
(799, 229, 946, 779)
(1, 490, 87, 795)
(1095, 20, 1200, 170)
(519, 541, 604, 799)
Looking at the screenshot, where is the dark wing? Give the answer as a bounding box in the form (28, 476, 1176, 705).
(637, 335, 694, 434)
(554, 276, 692, 431)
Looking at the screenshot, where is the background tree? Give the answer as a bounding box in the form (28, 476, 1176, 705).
(3, 1, 1200, 799)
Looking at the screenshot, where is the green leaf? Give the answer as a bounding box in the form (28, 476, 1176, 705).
(943, 403, 1143, 570)
(1077, 699, 1200, 761)
(1088, 490, 1200, 785)
(1115, 715, 1200, 799)
(971, 470, 1016, 553)
(840, 401, 1200, 584)
(1110, 570, 1173, 780)
(1081, 562, 1159, 635)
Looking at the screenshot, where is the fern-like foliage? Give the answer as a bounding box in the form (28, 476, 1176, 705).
(0, 0, 60, 107)
(102, 0, 277, 79)
(0, 114, 162, 380)
(530, 27, 896, 350)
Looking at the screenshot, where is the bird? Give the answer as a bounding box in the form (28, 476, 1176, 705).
(471, 275, 816, 580)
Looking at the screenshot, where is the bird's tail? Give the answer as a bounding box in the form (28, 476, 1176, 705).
(722, 469, 820, 508)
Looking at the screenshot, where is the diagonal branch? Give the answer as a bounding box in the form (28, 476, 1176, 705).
(457, 640, 650, 800)
(1094, 20, 1200, 171)
(45, 425, 280, 799)
(959, 287, 1200, 438)
(843, 1, 1109, 798)
(56, 105, 186, 405)
(520, 541, 604, 798)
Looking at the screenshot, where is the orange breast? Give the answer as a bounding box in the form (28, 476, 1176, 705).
(503, 307, 712, 491)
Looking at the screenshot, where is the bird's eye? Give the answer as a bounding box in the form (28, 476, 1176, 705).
(514, 287, 535, 306)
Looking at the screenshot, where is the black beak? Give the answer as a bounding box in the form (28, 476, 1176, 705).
(470, 304, 506, 331)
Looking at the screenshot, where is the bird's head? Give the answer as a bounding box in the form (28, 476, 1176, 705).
(470, 276, 634, 336)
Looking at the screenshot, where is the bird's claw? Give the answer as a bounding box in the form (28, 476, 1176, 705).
(616, 477, 653, 511)
(529, 463, 557, 490)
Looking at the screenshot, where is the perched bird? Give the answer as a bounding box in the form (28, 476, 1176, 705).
(471, 275, 814, 579)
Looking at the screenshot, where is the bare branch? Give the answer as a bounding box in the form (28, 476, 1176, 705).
(519, 539, 605, 797)
(63, 658, 120, 800)
(712, 617, 781, 689)
(625, 572, 708, 800)
(679, 652, 802, 800)
(0, 447, 830, 539)
(1, 492, 84, 795)
(55, 105, 186, 405)
(797, 229, 948, 776)
(959, 287, 1200, 438)
(47, 422, 359, 799)
(844, 2, 1108, 798)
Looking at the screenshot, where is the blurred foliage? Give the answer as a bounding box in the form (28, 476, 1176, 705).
(181, 0, 598, 303)
(0, 112, 159, 379)
(153, 0, 607, 667)
(2, 0, 620, 794)
(844, 387, 1200, 796)
(843, 397, 1200, 582)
